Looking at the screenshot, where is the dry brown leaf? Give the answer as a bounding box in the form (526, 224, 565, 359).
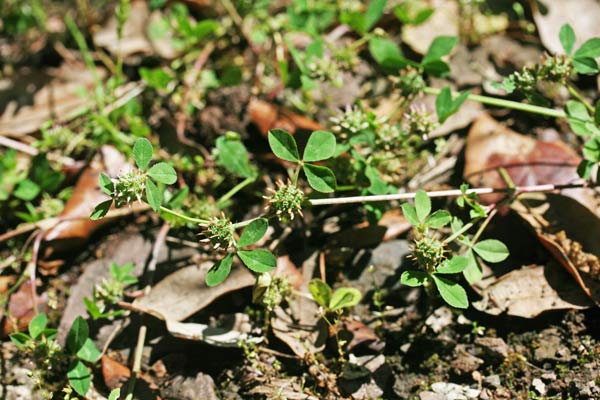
(57, 232, 155, 345)
(512, 193, 600, 304)
(1, 281, 48, 337)
(464, 114, 594, 209)
(248, 98, 323, 137)
(275, 256, 304, 290)
(271, 302, 328, 358)
(473, 264, 593, 318)
(341, 319, 385, 353)
(247, 378, 320, 400)
(165, 318, 261, 347)
(41, 146, 131, 268)
(402, 0, 459, 55)
(271, 252, 328, 357)
(41, 167, 111, 261)
(421, 93, 484, 139)
(101, 355, 131, 390)
(0, 64, 105, 137)
(530, 0, 600, 54)
(131, 262, 254, 322)
(328, 225, 387, 249)
(352, 209, 411, 242)
(0, 276, 17, 295)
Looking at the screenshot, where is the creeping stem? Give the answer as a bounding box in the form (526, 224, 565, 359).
(422, 87, 567, 119)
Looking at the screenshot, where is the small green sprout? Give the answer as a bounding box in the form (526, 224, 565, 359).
(309, 278, 362, 312)
(84, 262, 138, 320)
(10, 315, 100, 398)
(400, 190, 509, 309)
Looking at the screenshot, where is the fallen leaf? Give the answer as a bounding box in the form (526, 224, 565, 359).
(401, 0, 459, 55)
(41, 167, 111, 263)
(248, 98, 323, 137)
(1, 280, 48, 337)
(275, 256, 304, 290)
(247, 378, 320, 400)
(341, 319, 385, 353)
(512, 193, 600, 303)
(0, 64, 105, 137)
(530, 0, 600, 54)
(41, 146, 132, 268)
(473, 263, 594, 318)
(271, 252, 328, 357)
(422, 92, 484, 139)
(101, 355, 131, 390)
(94, 1, 154, 60)
(132, 262, 254, 322)
(271, 303, 328, 358)
(0, 276, 17, 295)
(464, 114, 593, 209)
(165, 319, 261, 347)
(57, 232, 155, 345)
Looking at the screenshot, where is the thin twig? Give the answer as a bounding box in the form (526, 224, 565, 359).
(307, 182, 593, 206)
(0, 204, 150, 243)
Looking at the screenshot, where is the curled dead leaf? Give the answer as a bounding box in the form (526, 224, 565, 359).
(513, 193, 600, 304)
(165, 318, 261, 347)
(248, 98, 323, 137)
(473, 264, 593, 318)
(101, 355, 131, 390)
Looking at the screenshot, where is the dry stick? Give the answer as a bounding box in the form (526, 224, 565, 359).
(319, 252, 327, 282)
(28, 230, 46, 316)
(125, 223, 170, 400)
(0, 204, 151, 243)
(0, 136, 77, 166)
(307, 182, 592, 206)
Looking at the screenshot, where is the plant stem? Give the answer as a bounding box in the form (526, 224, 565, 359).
(217, 176, 256, 208)
(291, 164, 302, 186)
(566, 84, 595, 113)
(307, 182, 590, 206)
(443, 220, 476, 245)
(159, 206, 210, 224)
(232, 215, 264, 229)
(469, 208, 498, 245)
(422, 87, 567, 119)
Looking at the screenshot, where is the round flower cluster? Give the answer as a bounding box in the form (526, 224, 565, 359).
(396, 68, 426, 98)
(412, 236, 446, 273)
(112, 170, 146, 207)
(265, 180, 304, 222)
(404, 105, 439, 139)
(330, 105, 374, 137)
(200, 214, 235, 251)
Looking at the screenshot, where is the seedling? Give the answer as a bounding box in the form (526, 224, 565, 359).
(10, 315, 100, 398)
(400, 190, 508, 308)
(309, 278, 362, 359)
(84, 262, 138, 320)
